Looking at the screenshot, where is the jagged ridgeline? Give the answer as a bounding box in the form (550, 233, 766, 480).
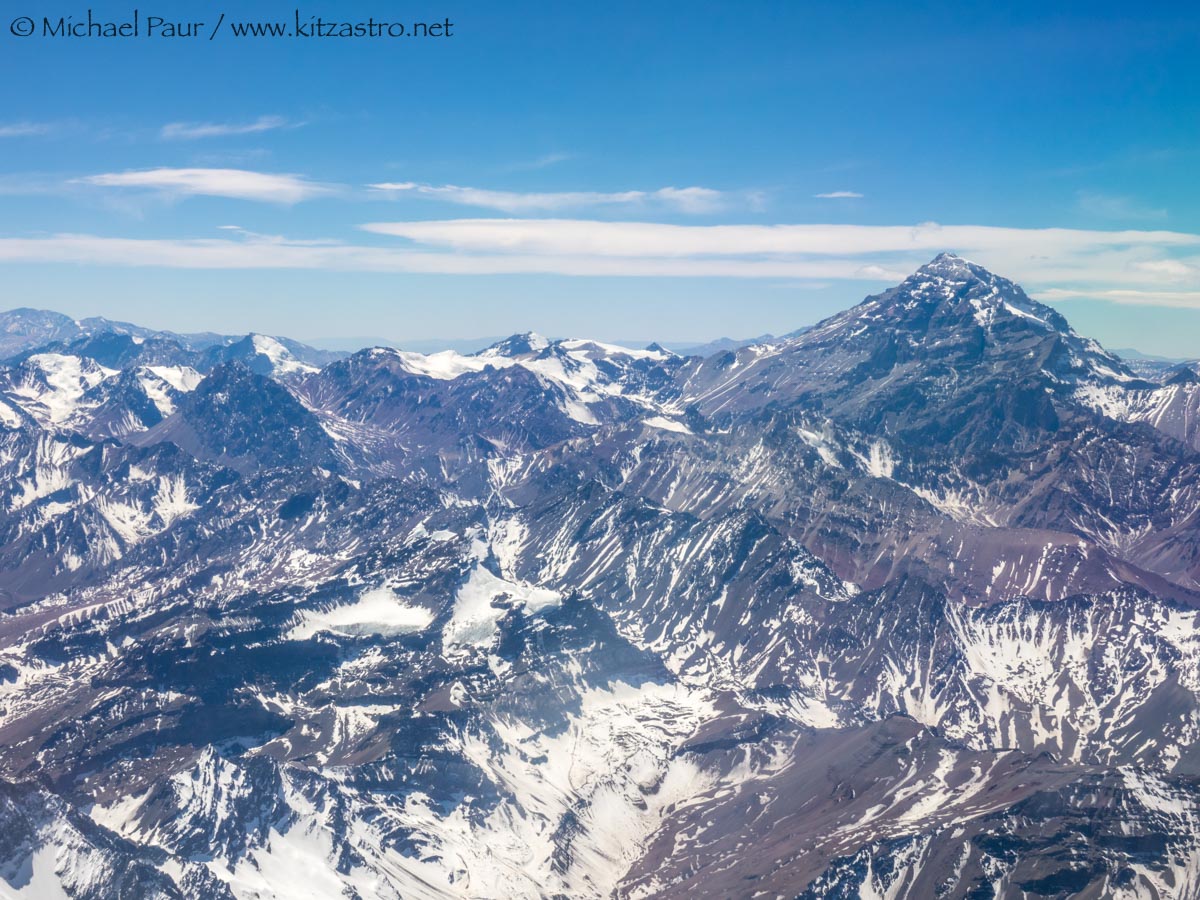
(1, 255, 1200, 898)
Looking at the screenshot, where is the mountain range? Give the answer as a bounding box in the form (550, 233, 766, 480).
(1, 254, 1199, 898)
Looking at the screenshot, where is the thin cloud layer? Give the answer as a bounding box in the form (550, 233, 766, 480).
(76, 168, 332, 203)
(359, 218, 1200, 261)
(814, 191, 863, 199)
(1, 222, 1198, 307)
(368, 182, 726, 214)
(0, 122, 55, 138)
(0, 233, 902, 278)
(1036, 288, 1200, 309)
(160, 116, 292, 140)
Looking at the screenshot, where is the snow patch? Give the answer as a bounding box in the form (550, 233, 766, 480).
(289, 587, 434, 639)
(443, 539, 562, 657)
(643, 416, 692, 434)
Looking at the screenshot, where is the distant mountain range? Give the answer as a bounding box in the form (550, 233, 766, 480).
(7, 305, 1174, 371)
(1, 255, 1199, 898)
(303, 331, 816, 357)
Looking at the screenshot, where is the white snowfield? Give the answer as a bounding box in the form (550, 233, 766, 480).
(288, 586, 435, 639)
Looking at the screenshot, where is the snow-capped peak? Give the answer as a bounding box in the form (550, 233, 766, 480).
(249, 334, 320, 377)
(917, 251, 980, 275)
(556, 338, 672, 361)
(476, 332, 552, 359)
(6, 353, 117, 426)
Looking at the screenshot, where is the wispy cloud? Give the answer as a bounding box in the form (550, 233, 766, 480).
(814, 191, 863, 199)
(75, 167, 332, 203)
(359, 219, 1200, 261)
(0, 232, 920, 279)
(0, 122, 56, 138)
(160, 115, 293, 141)
(367, 182, 727, 214)
(1035, 288, 1200, 309)
(652, 187, 726, 214)
(1132, 258, 1196, 279)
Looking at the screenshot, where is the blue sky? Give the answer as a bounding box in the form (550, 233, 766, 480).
(1, 0, 1198, 353)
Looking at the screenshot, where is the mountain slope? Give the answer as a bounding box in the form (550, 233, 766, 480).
(1, 258, 1199, 898)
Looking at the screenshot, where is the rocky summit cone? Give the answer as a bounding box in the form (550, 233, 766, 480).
(809, 253, 1131, 380)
